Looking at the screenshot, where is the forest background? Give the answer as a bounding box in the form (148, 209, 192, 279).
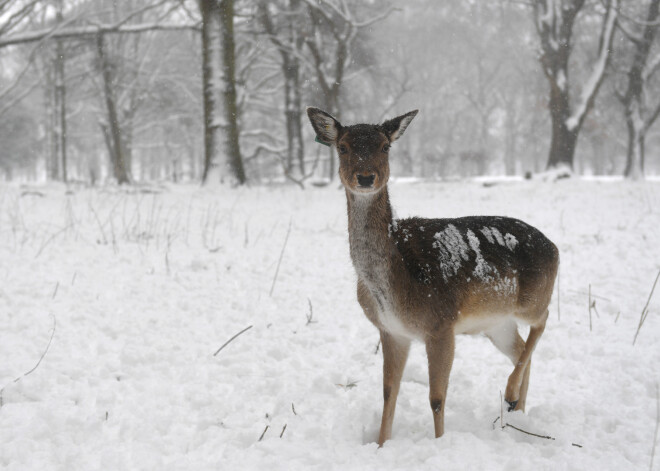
(1, 0, 659, 186)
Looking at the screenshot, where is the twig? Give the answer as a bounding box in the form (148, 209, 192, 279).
(213, 325, 253, 356)
(634, 270, 660, 345)
(269, 219, 292, 297)
(502, 421, 583, 448)
(52, 281, 59, 300)
(306, 298, 317, 325)
(292, 403, 297, 415)
(280, 424, 287, 438)
(89, 203, 108, 245)
(505, 422, 555, 440)
(258, 425, 269, 441)
(0, 314, 57, 408)
(651, 384, 659, 471)
(500, 391, 504, 430)
(588, 284, 592, 331)
(374, 339, 381, 355)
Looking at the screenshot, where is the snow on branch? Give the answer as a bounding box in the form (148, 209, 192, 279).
(0, 21, 201, 48)
(565, 0, 618, 132)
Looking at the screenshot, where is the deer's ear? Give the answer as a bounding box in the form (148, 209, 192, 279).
(381, 110, 418, 142)
(306, 107, 341, 145)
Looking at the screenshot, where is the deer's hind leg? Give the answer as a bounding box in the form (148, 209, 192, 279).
(504, 309, 548, 411)
(485, 319, 530, 412)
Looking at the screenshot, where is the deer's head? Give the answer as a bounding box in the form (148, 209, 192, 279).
(306, 108, 418, 194)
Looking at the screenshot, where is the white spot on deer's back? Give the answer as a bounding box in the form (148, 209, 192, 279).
(433, 224, 469, 281)
(504, 233, 518, 251)
(467, 229, 495, 282)
(490, 227, 505, 246)
(481, 226, 517, 251)
(480, 227, 495, 244)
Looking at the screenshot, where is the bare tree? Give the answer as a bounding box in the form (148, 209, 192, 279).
(257, 0, 306, 179)
(533, 0, 618, 171)
(0, 1, 42, 117)
(95, 32, 131, 184)
(200, 0, 246, 186)
(1, 0, 200, 184)
(219, 0, 246, 184)
(616, 0, 660, 179)
(302, 0, 396, 179)
(53, 0, 67, 182)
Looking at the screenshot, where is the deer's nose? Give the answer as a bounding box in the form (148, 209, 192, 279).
(357, 174, 375, 188)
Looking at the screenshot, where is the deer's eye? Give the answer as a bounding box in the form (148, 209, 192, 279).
(382, 144, 390, 153)
(338, 144, 348, 155)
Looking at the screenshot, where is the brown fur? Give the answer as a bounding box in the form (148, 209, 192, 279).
(306, 107, 559, 446)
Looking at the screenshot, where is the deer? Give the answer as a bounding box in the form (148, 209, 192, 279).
(305, 107, 559, 446)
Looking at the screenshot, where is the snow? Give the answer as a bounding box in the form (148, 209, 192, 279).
(466, 229, 494, 282)
(504, 233, 518, 251)
(433, 224, 470, 281)
(556, 69, 566, 91)
(1, 179, 659, 470)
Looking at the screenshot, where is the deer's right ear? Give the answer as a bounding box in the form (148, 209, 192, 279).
(306, 107, 341, 145)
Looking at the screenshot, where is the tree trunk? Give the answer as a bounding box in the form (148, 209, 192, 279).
(219, 0, 246, 185)
(624, 102, 645, 179)
(283, 59, 305, 177)
(547, 81, 579, 169)
(200, 0, 223, 184)
(54, 1, 67, 182)
(200, 0, 246, 185)
(96, 33, 131, 184)
(621, 0, 660, 179)
(258, 0, 306, 179)
(283, 62, 305, 176)
(45, 62, 58, 181)
(283, 30, 305, 176)
(503, 98, 517, 176)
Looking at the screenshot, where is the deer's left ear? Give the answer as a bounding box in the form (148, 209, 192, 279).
(306, 107, 342, 145)
(381, 110, 418, 142)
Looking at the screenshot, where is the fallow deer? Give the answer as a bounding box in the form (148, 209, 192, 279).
(306, 107, 559, 446)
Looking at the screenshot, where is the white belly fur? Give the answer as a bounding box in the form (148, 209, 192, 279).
(377, 306, 418, 340)
(454, 312, 529, 336)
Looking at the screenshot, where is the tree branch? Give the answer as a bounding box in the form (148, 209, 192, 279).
(565, 0, 618, 131)
(0, 21, 201, 48)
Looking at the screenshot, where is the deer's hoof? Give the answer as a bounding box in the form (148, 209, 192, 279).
(506, 400, 518, 412)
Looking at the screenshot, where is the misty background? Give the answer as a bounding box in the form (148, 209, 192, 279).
(0, 0, 658, 186)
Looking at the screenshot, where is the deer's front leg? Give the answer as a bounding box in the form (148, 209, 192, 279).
(425, 329, 455, 438)
(377, 331, 410, 446)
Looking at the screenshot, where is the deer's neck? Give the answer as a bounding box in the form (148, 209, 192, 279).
(346, 187, 399, 292)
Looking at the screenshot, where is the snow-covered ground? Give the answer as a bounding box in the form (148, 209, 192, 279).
(1, 179, 659, 470)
